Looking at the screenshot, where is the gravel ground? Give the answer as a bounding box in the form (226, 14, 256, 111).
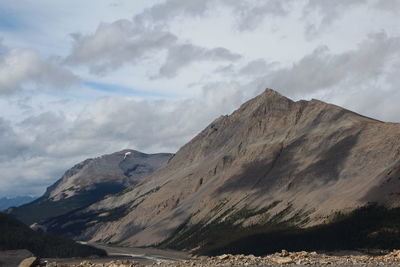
(41, 249, 400, 267)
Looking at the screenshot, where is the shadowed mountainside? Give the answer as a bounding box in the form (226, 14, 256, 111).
(0, 212, 105, 258)
(7, 150, 172, 225)
(41, 89, 400, 253)
(0, 196, 36, 211)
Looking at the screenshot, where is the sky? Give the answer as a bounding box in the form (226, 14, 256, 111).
(0, 0, 400, 197)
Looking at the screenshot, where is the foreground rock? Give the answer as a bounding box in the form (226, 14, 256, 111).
(43, 260, 145, 267)
(43, 250, 400, 266)
(18, 257, 40, 267)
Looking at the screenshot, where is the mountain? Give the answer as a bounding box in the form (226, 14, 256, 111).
(0, 212, 105, 258)
(42, 89, 400, 253)
(0, 196, 36, 211)
(7, 149, 172, 225)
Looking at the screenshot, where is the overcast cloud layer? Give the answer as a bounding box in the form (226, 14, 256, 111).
(0, 0, 400, 197)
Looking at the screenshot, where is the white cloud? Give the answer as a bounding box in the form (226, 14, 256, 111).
(0, 84, 249, 196)
(134, 0, 294, 31)
(66, 18, 241, 78)
(0, 118, 30, 161)
(260, 32, 400, 96)
(1, 0, 400, 198)
(302, 0, 366, 39)
(0, 38, 6, 51)
(158, 44, 241, 78)
(0, 48, 80, 94)
(134, 0, 211, 25)
(226, 0, 294, 31)
(372, 0, 400, 13)
(65, 20, 177, 75)
(239, 59, 275, 77)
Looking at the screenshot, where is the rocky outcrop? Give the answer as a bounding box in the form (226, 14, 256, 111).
(43, 89, 400, 252)
(30, 223, 46, 232)
(7, 150, 172, 224)
(18, 257, 39, 267)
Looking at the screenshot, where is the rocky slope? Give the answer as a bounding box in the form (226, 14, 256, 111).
(7, 150, 172, 224)
(43, 89, 400, 252)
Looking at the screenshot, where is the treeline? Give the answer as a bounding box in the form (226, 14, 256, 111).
(162, 205, 400, 256)
(0, 212, 105, 258)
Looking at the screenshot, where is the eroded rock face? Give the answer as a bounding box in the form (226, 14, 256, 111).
(44, 89, 400, 249)
(7, 150, 172, 224)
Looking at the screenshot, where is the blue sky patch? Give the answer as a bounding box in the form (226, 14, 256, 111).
(83, 81, 175, 98)
(0, 7, 28, 31)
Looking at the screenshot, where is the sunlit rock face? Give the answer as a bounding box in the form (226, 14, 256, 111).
(43, 89, 400, 250)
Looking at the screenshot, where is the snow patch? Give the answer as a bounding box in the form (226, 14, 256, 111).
(124, 151, 132, 159)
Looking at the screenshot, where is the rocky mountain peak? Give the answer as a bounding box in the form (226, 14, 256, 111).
(233, 88, 293, 117)
(260, 88, 290, 101)
(39, 89, 400, 252)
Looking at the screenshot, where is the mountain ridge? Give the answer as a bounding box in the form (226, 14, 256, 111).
(0, 196, 37, 211)
(41, 89, 400, 252)
(7, 149, 172, 224)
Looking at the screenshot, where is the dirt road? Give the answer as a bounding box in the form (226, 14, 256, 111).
(44, 242, 189, 265)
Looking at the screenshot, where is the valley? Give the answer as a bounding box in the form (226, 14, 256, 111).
(3, 89, 400, 267)
(3, 1, 400, 266)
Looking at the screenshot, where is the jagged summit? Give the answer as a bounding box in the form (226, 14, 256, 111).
(41, 89, 400, 252)
(234, 88, 292, 115)
(233, 89, 380, 132)
(261, 88, 286, 98)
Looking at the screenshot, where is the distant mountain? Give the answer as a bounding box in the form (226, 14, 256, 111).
(0, 196, 36, 211)
(0, 212, 105, 258)
(42, 89, 400, 254)
(7, 149, 172, 225)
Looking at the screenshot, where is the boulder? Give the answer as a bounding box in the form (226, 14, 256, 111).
(18, 257, 39, 267)
(217, 254, 230, 260)
(270, 256, 294, 264)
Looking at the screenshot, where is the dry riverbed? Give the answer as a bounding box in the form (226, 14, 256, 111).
(40, 249, 400, 267)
